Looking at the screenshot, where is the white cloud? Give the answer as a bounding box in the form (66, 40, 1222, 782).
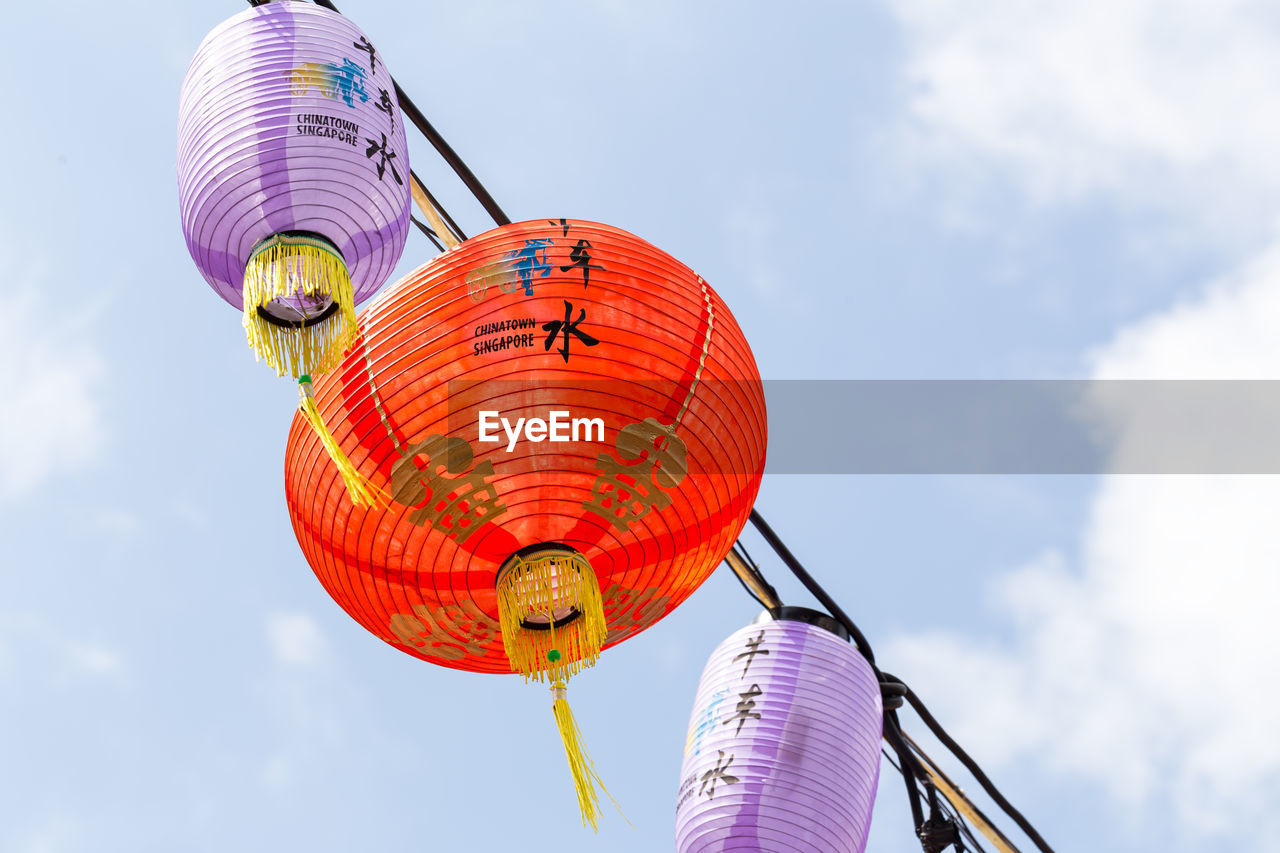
(885, 0, 1280, 235)
(886, 241, 1280, 839)
(1088, 239, 1280, 379)
(0, 288, 106, 500)
(267, 612, 327, 667)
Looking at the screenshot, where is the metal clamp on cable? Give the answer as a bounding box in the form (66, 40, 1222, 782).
(918, 814, 964, 853)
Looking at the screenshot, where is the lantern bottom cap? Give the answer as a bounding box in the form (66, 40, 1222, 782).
(496, 543, 608, 683)
(242, 231, 357, 378)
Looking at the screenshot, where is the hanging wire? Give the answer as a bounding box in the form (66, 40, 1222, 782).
(883, 747, 987, 853)
(409, 215, 445, 252)
(904, 730, 1020, 853)
(888, 675, 1055, 853)
(748, 509, 877, 660)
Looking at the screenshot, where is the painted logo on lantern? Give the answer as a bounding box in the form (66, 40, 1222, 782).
(284, 58, 370, 106)
(507, 239, 555, 296)
(465, 240, 554, 302)
(282, 47, 402, 184)
(465, 224, 609, 304)
(684, 685, 732, 758)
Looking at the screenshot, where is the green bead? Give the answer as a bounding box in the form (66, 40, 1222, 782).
(547, 649, 562, 663)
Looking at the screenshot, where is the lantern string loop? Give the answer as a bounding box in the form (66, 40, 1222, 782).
(297, 376, 388, 509)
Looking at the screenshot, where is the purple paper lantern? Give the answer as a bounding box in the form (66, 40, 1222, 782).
(675, 608, 882, 853)
(177, 0, 411, 380)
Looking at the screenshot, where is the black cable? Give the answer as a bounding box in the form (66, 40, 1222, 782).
(880, 747, 932, 845)
(938, 796, 988, 853)
(904, 730, 1019, 853)
(883, 710, 928, 832)
(881, 678, 906, 710)
(730, 542, 782, 613)
(748, 508, 876, 661)
(409, 215, 444, 252)
(888, 677, 1055, 853)
(725, 548, 771, 612)
(309, 0, 512, 228)
(884, 747, 987, 853)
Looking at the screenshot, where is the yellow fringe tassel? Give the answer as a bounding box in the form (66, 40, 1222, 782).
(242, 233, 358, 378)
(551, 681, 626, 832)
(497, 552, 608, 684)
(298, 378, 388, 509)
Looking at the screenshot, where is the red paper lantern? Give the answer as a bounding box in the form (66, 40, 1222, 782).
(284, 219, 766, 826)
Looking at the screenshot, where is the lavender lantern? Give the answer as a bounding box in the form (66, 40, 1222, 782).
(676, 608, 883, 853)
(177, 0, 409, 379)
(177, 0, 410, 505)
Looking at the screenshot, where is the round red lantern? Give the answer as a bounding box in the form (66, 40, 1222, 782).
(284, 219, 766, 826)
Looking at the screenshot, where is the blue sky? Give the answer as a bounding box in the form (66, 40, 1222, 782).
(3, 1, 1279, 851)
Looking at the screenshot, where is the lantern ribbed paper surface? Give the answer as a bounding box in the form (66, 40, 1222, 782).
(676, 611, 882, 853)
(177, 0, 410, 377)
(283, 219, 767, 827)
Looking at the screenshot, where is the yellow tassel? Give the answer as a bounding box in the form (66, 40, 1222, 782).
(551, 680, 626, 832)
(497, 551, 608, 683)
(298, 377, 388, 509)
(242, 233, 358, 378)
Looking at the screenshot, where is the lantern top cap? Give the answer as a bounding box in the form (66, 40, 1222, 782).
(753, 606, 850, 641)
